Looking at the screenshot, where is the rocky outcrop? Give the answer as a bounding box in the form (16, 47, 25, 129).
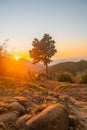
(16, 103, 69, 130)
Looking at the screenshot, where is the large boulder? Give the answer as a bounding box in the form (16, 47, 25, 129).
(16, 103, 69, 130)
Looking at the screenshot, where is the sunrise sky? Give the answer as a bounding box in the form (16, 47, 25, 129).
(0, 0, 87, 61)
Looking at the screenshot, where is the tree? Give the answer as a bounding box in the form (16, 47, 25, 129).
(0, 39, 8, 76)
(0, 38, 8, 56)
(29, 34, 57, 78)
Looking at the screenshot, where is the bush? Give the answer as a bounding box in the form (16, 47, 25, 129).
(57, 72, 74, 83)
(77, 70, 87, 84)
(36, 73, 46, 80)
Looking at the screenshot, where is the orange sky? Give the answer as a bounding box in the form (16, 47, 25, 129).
(0, 0, 87, 61)
(11, 40, 87, 61)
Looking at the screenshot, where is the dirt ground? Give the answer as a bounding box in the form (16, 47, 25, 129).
(0, 77, 87, 130)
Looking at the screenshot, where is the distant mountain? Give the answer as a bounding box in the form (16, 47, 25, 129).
(19, 59, 45, 72)
(49, 57, 87, 66)
(49, 60, 87, 75)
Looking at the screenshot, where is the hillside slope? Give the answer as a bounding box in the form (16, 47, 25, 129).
(49, 60, 87, 75)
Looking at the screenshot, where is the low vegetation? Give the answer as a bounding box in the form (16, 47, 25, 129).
(40, 60, 87, 84)
(57, 72, 74, 83)
(76, 70, 87, 84)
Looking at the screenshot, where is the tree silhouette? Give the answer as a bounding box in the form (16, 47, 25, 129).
(29, 34, 57, 78)
(0, 38, 8, 56)
(0, 39, 8, 76)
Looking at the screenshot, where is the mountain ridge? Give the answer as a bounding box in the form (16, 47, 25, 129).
(48, 59, 87, 75)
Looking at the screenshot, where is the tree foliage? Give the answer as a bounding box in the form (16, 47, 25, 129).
(0, 39, 8, 56)
(0, 39, 8, 76)
(29, 34, 57, 77)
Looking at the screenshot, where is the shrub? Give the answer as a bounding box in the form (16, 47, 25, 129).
(57, 72, 74, 83)
(36, 73, 46, 80)
(77, 70, 87, 84)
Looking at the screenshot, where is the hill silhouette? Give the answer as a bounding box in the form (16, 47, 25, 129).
(48, 60, 87, 75)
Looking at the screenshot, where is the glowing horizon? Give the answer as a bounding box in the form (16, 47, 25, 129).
(14, 56, 21, 60)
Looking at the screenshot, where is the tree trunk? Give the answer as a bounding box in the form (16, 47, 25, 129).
(46, 64, 48, 78)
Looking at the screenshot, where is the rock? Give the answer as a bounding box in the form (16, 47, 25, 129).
(8, 101, 25, 115)
(21, 90, 32, 97)
(13, 97, 32, 108)
(16, 114, 33, 129)
(69, 115, 78, 128)
(0, 112, 19, 124)
(67, 97, 87, 130)
(0, 106, 8, 114)
(69, 126, 74, 130)
(25, 103, 69, 130)
(0, 122, 6, 129)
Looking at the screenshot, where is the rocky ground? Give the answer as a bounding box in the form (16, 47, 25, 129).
(0, 77, 87, 130)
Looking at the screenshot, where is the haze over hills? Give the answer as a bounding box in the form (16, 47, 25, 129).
(50, 57, 87, 66)
(0, 57, 45, 77)
(20, 59, 45, 72)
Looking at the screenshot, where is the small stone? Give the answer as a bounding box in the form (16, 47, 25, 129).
(69, 126, 74, 130)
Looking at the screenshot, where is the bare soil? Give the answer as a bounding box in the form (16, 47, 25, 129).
(0, 77, 87, 130)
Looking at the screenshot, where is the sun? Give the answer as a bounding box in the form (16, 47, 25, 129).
(14, 56, 21, 60)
